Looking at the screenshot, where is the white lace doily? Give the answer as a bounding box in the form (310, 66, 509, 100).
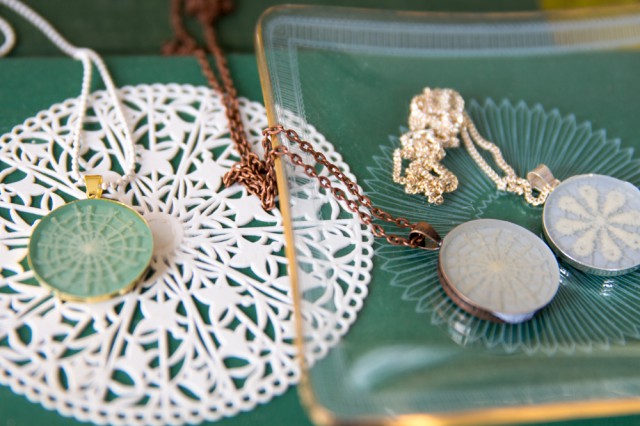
(0, 84, 373, 425)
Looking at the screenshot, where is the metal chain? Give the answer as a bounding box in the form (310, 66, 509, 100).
(164, 0, 441, 250)
(392, 88, 464, 205)
(402, 88, 557, 207)
(251, 126, 441, 249)
(1, 0, 137, 191)
(461, 112, 551, 206)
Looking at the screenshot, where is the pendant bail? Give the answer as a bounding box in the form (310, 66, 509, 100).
(527, 164, 560, 193)
(85, 175, 103, 199)
(409, 221, 442, 251)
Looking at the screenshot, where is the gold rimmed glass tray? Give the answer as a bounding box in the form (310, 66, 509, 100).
(256, 5, 640, 425)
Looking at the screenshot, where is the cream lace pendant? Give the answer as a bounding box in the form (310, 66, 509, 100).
(542, 174, 640, 275)
(438, 219, 559, 323)
(28, 176, 153, 301)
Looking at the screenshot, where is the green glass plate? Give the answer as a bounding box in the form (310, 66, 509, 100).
(258, 4, 640, 425)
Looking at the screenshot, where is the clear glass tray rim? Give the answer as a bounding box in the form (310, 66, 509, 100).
(255, 4, 640, 426)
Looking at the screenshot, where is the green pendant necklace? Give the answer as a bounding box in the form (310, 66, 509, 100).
(2, 0, 153, 301)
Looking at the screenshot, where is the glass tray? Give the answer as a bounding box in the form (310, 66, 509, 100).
(256, 5, 640, 425)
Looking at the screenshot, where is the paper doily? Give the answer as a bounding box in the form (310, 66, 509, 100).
(0, 84, 373, 425)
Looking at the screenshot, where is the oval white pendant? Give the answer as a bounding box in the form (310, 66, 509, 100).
(439, 219, 560, 323)
(543, 174, 640, 276)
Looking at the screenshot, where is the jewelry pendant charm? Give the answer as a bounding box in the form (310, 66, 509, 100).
(28, 176, 153, 302)
(543, 174, 640, 276)
(438, 219, 560, 323)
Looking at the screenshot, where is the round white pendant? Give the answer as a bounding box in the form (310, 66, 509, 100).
(543, 174, 640, 276)
(438, 219, 560, 323)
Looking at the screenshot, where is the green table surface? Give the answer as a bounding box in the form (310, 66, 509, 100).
(1, 53, 639, 426)
(1, 1, 640, 424)
(0, 0, 543, 57)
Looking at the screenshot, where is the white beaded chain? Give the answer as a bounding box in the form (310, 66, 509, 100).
(0, 0, 136, 191)
(0, 13, 15, 56)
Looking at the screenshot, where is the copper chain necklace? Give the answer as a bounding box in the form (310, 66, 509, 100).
(163, 0, 564, 324)
(163, 0, 439, 251)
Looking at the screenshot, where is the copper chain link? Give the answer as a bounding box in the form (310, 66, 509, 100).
(163, 0, 440, 250)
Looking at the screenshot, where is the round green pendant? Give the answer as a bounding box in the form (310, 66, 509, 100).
(28, 198, 154, 302)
